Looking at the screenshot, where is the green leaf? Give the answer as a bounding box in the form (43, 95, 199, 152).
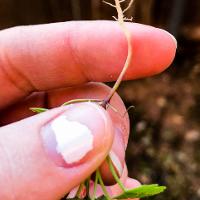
(30, 107, 48, 113)
(114, 184, 166, 199)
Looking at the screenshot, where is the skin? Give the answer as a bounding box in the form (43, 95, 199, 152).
(0, 21, 176, 199)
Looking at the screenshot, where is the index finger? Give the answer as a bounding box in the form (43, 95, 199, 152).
(0, 21, 176, 109)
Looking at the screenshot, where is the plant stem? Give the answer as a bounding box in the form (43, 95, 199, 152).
(62, 99, 102, 106)
(76, 183, 84, 198)
(107, 156, 126, 192)
(123, 0, 135, 13)
(104, 0, 133, 105)
(96, 169, 112, 200)
(91, 172, 99, 200)
(85, 176, 91, 198)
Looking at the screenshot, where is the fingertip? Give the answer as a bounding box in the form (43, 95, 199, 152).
(160, 29, 177, 49)
(123, 178, 141, 200)
(152, 28, 177, 73)
(40, 102, 115, 193)
(125, 177, 141, 189)
(0, 102, 115, 199)
(41, 102, 114, 169)
(98, 127, 126, 185)
(126, 23, 177, 79)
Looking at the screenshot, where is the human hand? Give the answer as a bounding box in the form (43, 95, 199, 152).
(0, 21, 176, 199)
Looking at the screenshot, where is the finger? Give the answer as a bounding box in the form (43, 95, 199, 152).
(125, 177, 141, 189)
(88, 164, 128, 198)
(1, 83, 130, 146)
(0, 92, 45, 126)
(90, 165, 140, 199)
(123, 178, 141, 200)
(115, 178, 141, 200)
(0, 103, 114, 199)
(110, 178, 141, 199)
(98, 127, 126, 185)
(107, 166, 140, 199)
(0, 83, 129, 185)
(47, 83, 130, 147)
(0, 21, 176, 108)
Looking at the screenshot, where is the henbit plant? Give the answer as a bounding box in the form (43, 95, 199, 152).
(31, 0, 166, 199)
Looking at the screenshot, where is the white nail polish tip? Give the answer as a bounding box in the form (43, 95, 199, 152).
(109, 151, 123, 176)
(51, 116, 94, 164)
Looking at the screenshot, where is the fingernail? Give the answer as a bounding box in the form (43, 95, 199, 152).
(109, 151, 123, 176)
(41, 114, 94, 166)
(162, 29, 177, 48)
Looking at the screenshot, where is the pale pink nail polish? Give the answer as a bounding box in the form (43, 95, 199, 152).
(41, 114, 94, 167)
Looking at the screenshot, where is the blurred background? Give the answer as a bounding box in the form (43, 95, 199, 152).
(0, 0, 200, 199)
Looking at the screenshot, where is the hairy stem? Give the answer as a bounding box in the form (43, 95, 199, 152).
(104, 0, 133, 104)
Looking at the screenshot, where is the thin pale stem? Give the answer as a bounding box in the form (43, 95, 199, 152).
(123, 0, 135, 13)
(85, 176, 91, 198)
(103, 0, 116, 7)
(62, 99, 102, 106)
(96, 169, 112, 200)
(122, 105, 135, 117)
(104, 0, 133, 104)
(107, 103, 118, 113)
(91, 172, 99, 200)
(107, 156, 126, 192)
(112, 16, 118, 21)
(76, 183, 84, 198)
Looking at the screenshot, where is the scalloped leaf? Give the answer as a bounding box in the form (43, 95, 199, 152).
(114, 184, 166, 199)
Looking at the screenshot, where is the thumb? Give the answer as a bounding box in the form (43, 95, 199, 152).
(0, 102, 114, 200)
